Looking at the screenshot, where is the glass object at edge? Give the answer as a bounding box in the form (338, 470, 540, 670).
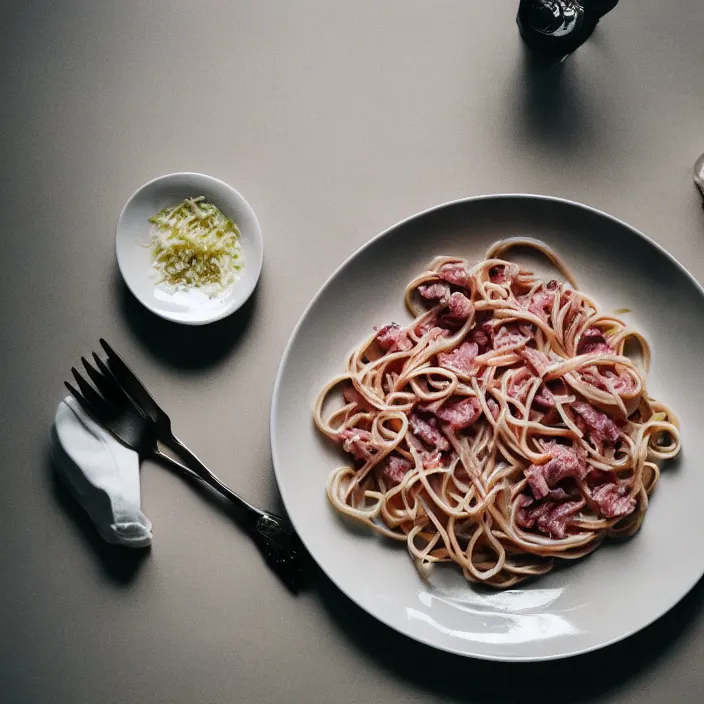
(694, 152, 704, 203)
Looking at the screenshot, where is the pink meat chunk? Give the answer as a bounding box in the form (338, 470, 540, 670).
(592, 482, 636, 518)
(375, 323, 412, 353)
(581, 368, 608, 391)
(343, 385, 367, 406)
(383, 455, 413, 484)
(435, 396, 482, 431)
(471, 327, 490, 351)
(525, 444, 588, 500)
(414, 315, 438, 337)
(420, 450, 443, 469)
(418, 282, 452, 304)
(437, 341, 479, 376)
(526, 291, 555, 321)
(446, 292, 473, 321)
(338, 428, 374, 461)
(494, 324, 528, 350)
(438, 262, 472, 288)
(507, 368, 532, 403)
(407, 433, 445, 468)
(572, 401, 620, 444)
(521, 347, 552, 375)
(516, 495, 585, 539)
(408, 413, 450, 452)
(534, 384, 555, 408)
(579, 327, 613, 355)
(489, 263, 515, 284)
(607, 370, 636, 395)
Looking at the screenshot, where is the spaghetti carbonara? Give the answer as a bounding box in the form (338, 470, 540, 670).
(314, 239, 680, 588)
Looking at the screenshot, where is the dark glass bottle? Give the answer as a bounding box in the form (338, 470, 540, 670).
(517, 0, 603, 58)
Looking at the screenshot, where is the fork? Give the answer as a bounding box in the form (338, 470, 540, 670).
(65, 343, 303, 592)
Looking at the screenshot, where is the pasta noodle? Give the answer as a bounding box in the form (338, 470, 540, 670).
(314, 239, 680, 588)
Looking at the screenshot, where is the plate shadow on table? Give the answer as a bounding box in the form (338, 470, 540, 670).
(114, 266, 260, 371)
(46, 446, 150, 586)
(308, 556, 704, 703)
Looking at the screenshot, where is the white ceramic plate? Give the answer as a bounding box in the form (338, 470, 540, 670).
(271, 194, 704, 662)
(115, 172, 263, 325)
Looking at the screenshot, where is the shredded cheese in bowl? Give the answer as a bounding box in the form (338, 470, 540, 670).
(148, 196, 244, 296)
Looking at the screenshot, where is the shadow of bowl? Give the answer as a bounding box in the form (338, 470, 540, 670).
(114, 265, 261, 371)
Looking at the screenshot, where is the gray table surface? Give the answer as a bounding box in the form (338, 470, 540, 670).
(2, 1, 704, 702)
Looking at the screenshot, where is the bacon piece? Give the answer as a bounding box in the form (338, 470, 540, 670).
(435, 396, 482, 431)
(413, 314, 438, 337)
(507, 368, 532, 403)
(586, 468, 612, 486)
(438, 292, 474, 329)
(343, 385, 368, 407)
(534, 384, 555, 408)
(579, 327, 613, 355)
(494, 324, 527, 350)
(408, 413, 450, 451)
(446, 292, 473, 321)
(572, 401, 620, 444)
(489, 264, 507, 283)
(414, 322, 448, 342)
(526, 291, 555, 322)
(375, 323, 412, 353)
(490, 262, 521, 285)
(525, 444, 588, 500)
(383, 455, 413, 484)
(521, 347, 551, 375)
(516, 495, 585, 539)
(471, 328, 490, 351)
(407, 433, 445, 468)
(418, 282, 452, 304)
(437, 341, 479, 376)
(438, 262, 472, 288)
(591, 482, 635, 518)
(487, 398, 500, 420)
(608, 370, 637, 395)
(338, 429, 374, 461)
(581, 367, 608, 391)
(582, 341, 612, 355)
(420, 450, 443, 469)
(545, 487, 575, 501)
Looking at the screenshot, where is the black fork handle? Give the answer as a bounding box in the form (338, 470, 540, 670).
(159, 434, 266, 525)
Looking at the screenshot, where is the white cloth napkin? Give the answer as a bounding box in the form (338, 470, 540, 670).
(50, 396, 153, 548)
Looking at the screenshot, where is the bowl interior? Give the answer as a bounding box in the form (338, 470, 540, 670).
(115, 172, 262, 325)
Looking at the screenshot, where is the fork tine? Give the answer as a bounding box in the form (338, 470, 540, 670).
(81, 356, 116, 401)
(82, 354, 127, 405)
(91, 352, 151, 421)
(91, 352, 115, 385)
(65, 379, 139, 453)
(100, 338, 163, 422)
(64, 380, 108, 426)
(71, 366, 107, 412)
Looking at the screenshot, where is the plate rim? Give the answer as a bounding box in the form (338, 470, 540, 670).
(270, 192, 704, 662)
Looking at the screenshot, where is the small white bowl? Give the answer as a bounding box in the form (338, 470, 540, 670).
(115, 172, 263, 325)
